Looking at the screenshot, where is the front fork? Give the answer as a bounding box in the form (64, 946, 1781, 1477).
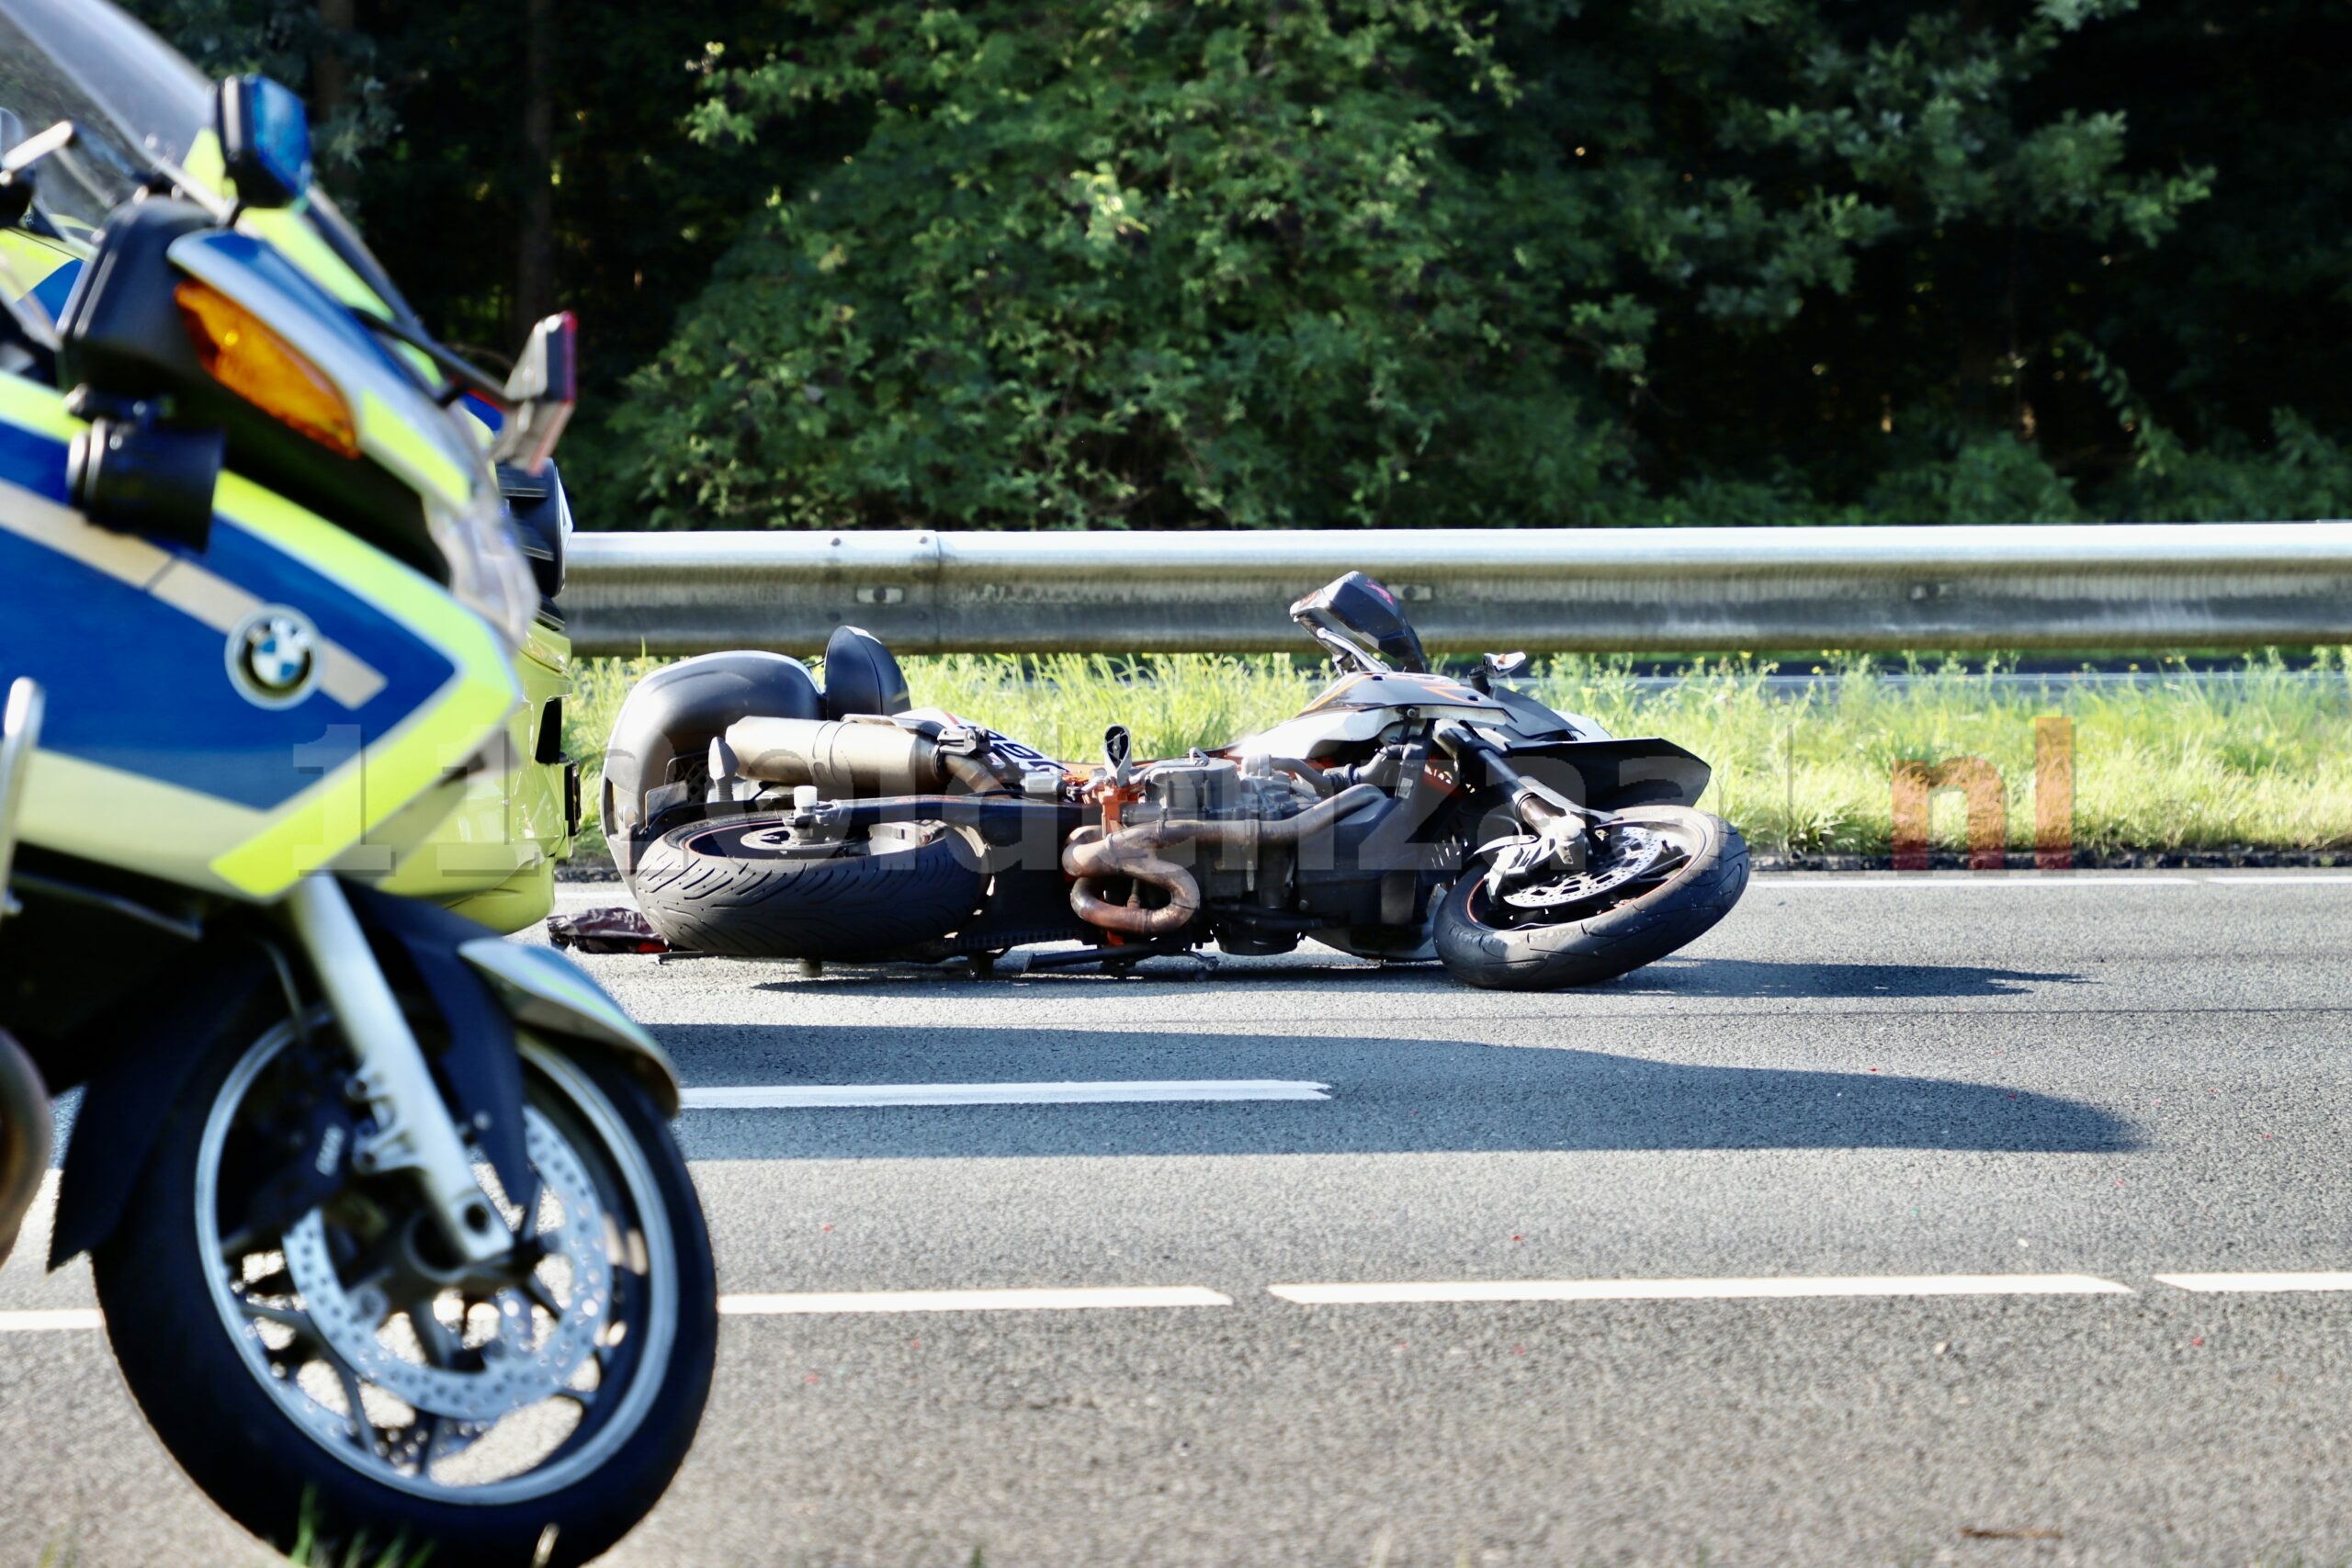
(1431, 721, 1612, 890)
(281, 875, 509, 1267)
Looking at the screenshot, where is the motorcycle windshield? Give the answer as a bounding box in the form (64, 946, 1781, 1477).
(0, 0, 209, 234)
(0, 0, 419, 327)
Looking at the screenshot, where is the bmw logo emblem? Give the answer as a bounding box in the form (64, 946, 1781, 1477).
(226, 605, 321, 709)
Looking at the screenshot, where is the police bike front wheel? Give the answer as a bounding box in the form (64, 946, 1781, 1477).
(91, 1010, 717, 1568)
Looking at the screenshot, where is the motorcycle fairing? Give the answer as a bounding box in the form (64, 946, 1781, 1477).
(1298, 671, 1505, 716)
(0, 376, 518, 899)
(1492, 737, 1713, 810)
(169, 231, 478, 511)
(1227, 670, 1518, 761)
(0, 226, 77, 321)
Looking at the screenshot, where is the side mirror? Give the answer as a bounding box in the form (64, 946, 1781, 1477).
(217, 76, 312, 209)
(497, 458, 571, 608)
(1467, 650, 1529, 692)
(492, 311, 578, 475)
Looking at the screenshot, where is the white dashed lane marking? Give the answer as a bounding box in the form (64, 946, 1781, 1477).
(680, 1080, 1331, 1109)
(1268, 1274, 2136, 1304)
(2154, 1272, 2352, 1292)
(0, 1309, 100, 1333)
(721, 1287, 1232, 1315)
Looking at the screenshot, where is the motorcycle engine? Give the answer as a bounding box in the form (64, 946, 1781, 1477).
(1122, 752, 1442, 959)
(1125, 756, 1316, 906)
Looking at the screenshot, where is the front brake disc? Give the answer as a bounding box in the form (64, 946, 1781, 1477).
(1498, 824, 1676, 913)
(281, 1105, 612, 1424)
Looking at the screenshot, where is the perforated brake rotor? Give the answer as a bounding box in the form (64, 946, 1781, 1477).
(1499, 824, 1678, 912)
(279, 1105, 614, 1425)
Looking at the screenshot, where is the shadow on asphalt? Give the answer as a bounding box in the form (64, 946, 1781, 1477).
(722, 955, 2086, 1002)
(1611, 958, 2087, 998)
(667, 1024, 2135, 1161)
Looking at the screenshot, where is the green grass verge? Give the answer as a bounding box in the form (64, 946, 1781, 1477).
(563, 650, 2352, 867)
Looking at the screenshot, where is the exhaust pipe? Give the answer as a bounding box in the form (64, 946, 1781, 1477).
(1063, 783, 1387, 937)
(724, 716, 1004, 798)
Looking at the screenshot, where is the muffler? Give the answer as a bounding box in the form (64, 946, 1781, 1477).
(724, 716, 1002, 798)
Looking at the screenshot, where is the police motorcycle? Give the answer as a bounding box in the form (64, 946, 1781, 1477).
(0, 6, 713, 1563)
(4, 51, 582, 942)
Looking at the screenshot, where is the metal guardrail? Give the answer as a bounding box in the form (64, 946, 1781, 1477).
(563, 524, 2352, 657)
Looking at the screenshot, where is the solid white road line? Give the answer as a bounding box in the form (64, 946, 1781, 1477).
(1268, 1274, 2133, 1304)
(719, 1286, 1231, 1314)
(2154, 1271, 2352, 1292)
(680, 1079, 1331, 1110)
(0, 1309, 101, 1333)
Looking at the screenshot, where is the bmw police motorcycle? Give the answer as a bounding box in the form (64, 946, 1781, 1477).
(0, 4, 714, 1563)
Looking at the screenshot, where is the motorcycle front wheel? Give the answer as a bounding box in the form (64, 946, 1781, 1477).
(91, 1013, 716, 1568)
(1432, 805, 1749, 990)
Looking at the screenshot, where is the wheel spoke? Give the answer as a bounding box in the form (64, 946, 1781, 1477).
(413, 1411, 450, 1476)
(408, 1298, 459, 1368)
(328, 1358, 378, 1455)
(235, 1297, 314, 1334)
(522, 1273, 567, 1320)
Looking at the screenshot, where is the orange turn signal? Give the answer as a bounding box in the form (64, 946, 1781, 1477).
(175, 279, 359, 458)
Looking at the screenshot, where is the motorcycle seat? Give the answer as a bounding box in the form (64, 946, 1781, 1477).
(821, 625, 911, 719)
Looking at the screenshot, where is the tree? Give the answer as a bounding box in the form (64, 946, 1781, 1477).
(606, 0, 2236, 529)
(121, 0, 2352, 529)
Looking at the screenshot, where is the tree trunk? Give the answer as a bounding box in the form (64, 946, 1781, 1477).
(515, 0, 558, 345)
(312, 0, 353, 121)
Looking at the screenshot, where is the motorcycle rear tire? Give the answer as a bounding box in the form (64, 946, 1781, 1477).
(631, 818, 985, 959)
(1432, 806, 1747, 990)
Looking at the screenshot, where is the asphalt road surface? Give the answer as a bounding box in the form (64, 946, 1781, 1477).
(7, 871, 2352, 1566)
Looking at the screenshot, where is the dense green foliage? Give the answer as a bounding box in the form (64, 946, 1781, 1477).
(127, 0, 2352, 529)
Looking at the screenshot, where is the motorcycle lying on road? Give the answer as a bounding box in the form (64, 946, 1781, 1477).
(604, 571, 1749, 988)
(0, 13, 713, 1563)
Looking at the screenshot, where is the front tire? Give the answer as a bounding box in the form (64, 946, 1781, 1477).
(1433, 806, 1748, 990)
(92, 1017, 717, 1568)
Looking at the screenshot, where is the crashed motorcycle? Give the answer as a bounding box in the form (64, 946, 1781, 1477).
(605, 571, 1748, 988)
(1, 11, 712, 1563)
